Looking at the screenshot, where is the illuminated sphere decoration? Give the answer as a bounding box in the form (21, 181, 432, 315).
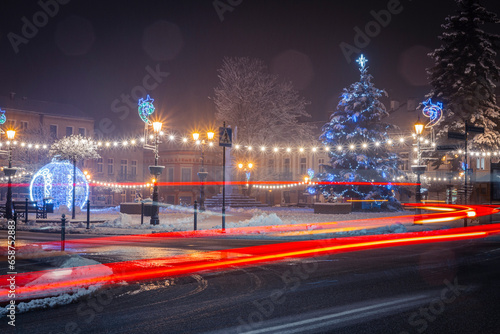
(30, 161, 89, 210)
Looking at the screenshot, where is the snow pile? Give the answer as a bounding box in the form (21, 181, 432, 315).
(334, 223, 407, 237)
(95, 213, 133, 228)
(15, 286, 101, 315)
(1, 255, 113, 315)
(0, 244, 43, 256)
(214, 212, 284, 229)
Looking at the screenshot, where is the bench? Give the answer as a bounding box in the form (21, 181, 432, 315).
(120, 202, 154, 216)
(313, 203, 352, 214)
(13, 200, 47, 222)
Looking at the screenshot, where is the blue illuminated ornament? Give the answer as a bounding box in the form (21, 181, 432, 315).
(30, 160, 89, 210)
(0, 109, 6, 125)
(422, 98, 443, 128)
(307, 168, 315, 179)
(307, 187, 316, 195)
(356, 54, 368, 69)
(138, 95, 155, 124)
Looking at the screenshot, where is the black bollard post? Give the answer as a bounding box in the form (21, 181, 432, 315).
(86, 199, 90, 229)
(61, 214, 66, 251)
(194, 200, 197, 231)
(25, 198, 28, 224)
(141, 201, 144, 225)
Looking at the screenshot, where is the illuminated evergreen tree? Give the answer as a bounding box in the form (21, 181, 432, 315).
(427, 0, 500, 160)
(317, 55, 402, 209)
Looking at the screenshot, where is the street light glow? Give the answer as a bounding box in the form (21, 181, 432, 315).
(152, 122, 162, 133)
(6, 130, 15, 140)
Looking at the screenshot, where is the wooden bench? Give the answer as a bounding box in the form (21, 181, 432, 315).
(313, 203, 352, 214)
(13, 200, 47, 222)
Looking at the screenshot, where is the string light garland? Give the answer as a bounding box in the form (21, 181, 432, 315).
(2, 131, 500, 156)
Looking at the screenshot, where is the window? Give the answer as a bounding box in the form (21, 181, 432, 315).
(50, 125, 58, 138)
(268, 159, 275, 173)
(167, 167, 174, 182)
(66, 126, 73, 136)
(284, 158, 290, 174)
(477, 158, 485, 170)
(131, 161, 137, 176)
(181, 167, 191, 190)
(300, 157, 307, 175)
(20, 121, 28, 130)
(97, 158, 103, 173)
(107, 158, 114, 174)
(181, 168, 191, 182)
(6, 120, 15, 128)
(78, 128, 86, 136)
(120, 160, 127, 175)
(318, 158, 325, 173)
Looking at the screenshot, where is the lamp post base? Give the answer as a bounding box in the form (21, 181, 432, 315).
(149, 165, 165, 226)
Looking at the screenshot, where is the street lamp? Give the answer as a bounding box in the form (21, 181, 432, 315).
(192, 131, 215, 211)
(149, 121, 164, 225)
(4, 130, 17, 220)
(412, 118, 426, 207)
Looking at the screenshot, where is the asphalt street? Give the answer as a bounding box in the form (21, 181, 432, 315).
(2, 232, 500, 334)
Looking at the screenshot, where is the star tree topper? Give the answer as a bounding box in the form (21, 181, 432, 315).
(356, 54, 368, 69)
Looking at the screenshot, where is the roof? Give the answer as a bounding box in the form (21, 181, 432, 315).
(0, 95, 92, 120)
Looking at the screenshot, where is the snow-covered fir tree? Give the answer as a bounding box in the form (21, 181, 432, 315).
(317, 55, 402, 209)
(427, 0, 500, 160)
(50, 134, 100, 218)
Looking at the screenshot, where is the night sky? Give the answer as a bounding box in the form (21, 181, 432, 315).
(1, 0, 500, 137)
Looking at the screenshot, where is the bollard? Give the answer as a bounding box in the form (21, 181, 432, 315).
(140, 201, 144, 225)
(194, 200, 198, 231)
(25, 198, 29, 224)
(61, 214, 66, 251)
(86, 199, 90, 229)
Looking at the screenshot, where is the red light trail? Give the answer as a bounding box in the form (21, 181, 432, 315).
(2, 212, 500, 302)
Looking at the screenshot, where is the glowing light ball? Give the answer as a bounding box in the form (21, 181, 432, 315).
(30, 161, 89, 210)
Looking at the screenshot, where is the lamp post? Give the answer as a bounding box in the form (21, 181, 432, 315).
(149, 121, 164, 225)
(192, 131, 215, 211)
(411, 119, 426, 211)
(4, 130, 17, 220)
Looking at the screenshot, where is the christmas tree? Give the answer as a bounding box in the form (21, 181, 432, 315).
(427, 0, 500, 159)
(317, 55, 401, 209)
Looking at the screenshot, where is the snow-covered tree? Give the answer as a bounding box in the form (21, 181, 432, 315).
(317, 55, 402, 210)
(427, 0, 500, 164)
(213, 57, 313, 143)
(50, 134, 100, 218)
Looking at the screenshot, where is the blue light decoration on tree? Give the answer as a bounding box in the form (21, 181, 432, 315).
(138, 95, 155, 124)
(307, 168, 315, 179)
(0, 109, 6, 125)
(422, 98, 443, 128)
(316, 54, 403, 210)
(29, 160, 89, 210)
